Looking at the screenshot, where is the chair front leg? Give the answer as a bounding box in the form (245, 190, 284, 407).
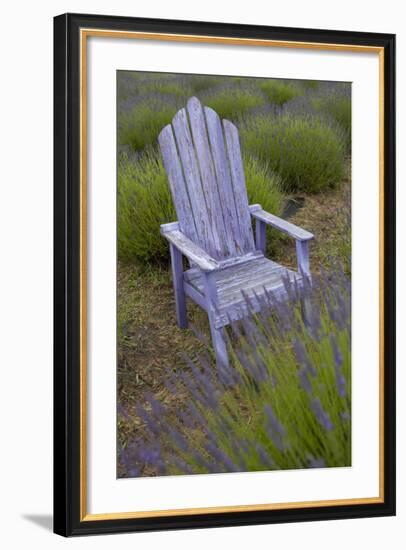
(295, 240, 312, 325)
(169, 243, 188, 329)
(202, 271, 228, 367)
(295, 240, 311, 279)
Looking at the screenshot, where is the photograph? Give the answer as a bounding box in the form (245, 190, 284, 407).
(116, 71, 352, 479)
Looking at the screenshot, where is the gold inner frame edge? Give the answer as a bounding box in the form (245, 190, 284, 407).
(79, 28, 385, 522)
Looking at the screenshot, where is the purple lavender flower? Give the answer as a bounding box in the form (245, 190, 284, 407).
(205, 442, 240, 472)
(264, 404, 286, 452)
(136, 403, 160, 435)
(311, 398, 334, 431)
(298, 367, 312, 394)
(330, 333, 346, 398)
(293, 338, 317, 377)
(330, 333, 343, 367)
(308, 456, 326, 468)
(255, 443, 276, 469)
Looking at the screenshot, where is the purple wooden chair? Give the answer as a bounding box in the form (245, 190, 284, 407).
(158, 97, 314, 366)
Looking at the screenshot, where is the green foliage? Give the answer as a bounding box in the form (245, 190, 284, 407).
(117, 150, 176, 264)
(141, 78, 193, 98)
(241, 113, 346, 193)
(259, 79, 300, 105)
(313, 94, 351, 148)
(299, 79, 320, 90)
(189, 75, 225, 94)
(243, 155, 284, 252)
(118, 101, 179, 152)
(244, 155, 284, 214)
(202, 86, 265, 121)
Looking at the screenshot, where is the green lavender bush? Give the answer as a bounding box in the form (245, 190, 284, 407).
(241, 113, 346, 193)
(258, 79, 300, 106)
(118, 99, 180, 152)
(313, 93, 351, 149)
(202, 85, 266, 121)
(117, 150, 177, 263)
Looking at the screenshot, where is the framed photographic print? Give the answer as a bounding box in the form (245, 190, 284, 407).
(53, 12, 396, 536)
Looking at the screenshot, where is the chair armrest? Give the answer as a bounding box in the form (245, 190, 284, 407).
(249, 204, 314, 242)
(160, 224, 220, 272)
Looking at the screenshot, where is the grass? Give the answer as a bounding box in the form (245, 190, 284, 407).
(241, 113, 346, 193)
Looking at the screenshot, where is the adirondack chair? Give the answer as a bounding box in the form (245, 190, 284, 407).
(158, 97, 314, 366)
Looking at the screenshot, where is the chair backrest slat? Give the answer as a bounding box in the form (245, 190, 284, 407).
(222, 119, 255, 254)
(186, 97, 231, 258)
(158, 96, 255, 260)
(204, 106, 242, 257)
(171, 107, 215, 256)
(158, 124, 199, 244)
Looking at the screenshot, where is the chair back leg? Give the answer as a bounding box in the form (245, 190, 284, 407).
(169, 243, 188, 328)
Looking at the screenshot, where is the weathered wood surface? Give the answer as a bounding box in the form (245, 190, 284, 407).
(223, 119, 256, 254)
(296, 240, 311, 277)
(158, 126, 199, 244)
(158, 97, 255, 261)
(187, 98, 230, 258)
(170, 243, 188, 329)
(204, 106, 245, 256)
(202, 270, 229, 365)
(250, 205, 314, 242)
(185, 256, 301, 327)
(162, 229, 219, 272)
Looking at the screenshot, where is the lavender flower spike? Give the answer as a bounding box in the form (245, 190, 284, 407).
(330, 333, 346, 398)
(311, 398, 334, 431)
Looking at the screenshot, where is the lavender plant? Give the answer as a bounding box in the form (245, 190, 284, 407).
(241, 112, 346, 193)
(311, 84, 351, 150)
(258, 79, 301, 106)
(118, 95, 183, 152)
(119, 267, 351, 476)
(201, 83, 266, 122)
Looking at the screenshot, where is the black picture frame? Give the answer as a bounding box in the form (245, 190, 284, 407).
(54, 12, 396, 537)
